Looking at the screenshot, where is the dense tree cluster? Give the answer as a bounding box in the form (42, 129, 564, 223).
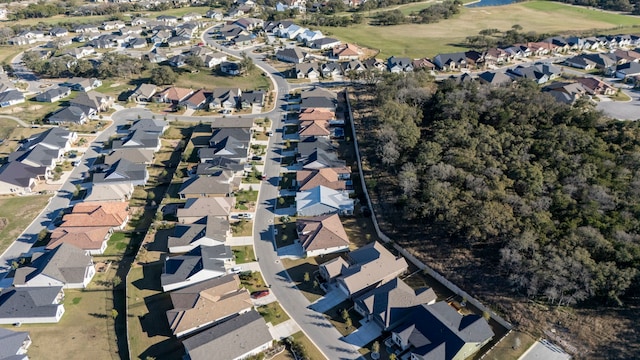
(364, 74, 640, 307)
(22, 51, 143, 79)
(373, 0, 462, 25)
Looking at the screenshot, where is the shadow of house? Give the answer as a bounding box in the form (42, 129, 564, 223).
(132, 261, 164, 291)
(141, 292, 174, 337)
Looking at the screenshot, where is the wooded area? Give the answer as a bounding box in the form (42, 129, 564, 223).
(359, 73, 640, 309)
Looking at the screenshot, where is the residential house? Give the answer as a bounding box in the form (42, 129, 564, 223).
(201, 127, 251, 163)
(477, 71, 512, 86)
(389, 302, 494, 360)
(319, 241, 408, 298)
(239, 91, 265, 110)
(8, 37, 34, 46)
(296, 185, 354, 216)
(321, 62, 341, 79)
(111, 130, 161, 152)
(412, 58, 436, 72)
(8, 145, 59, 172)
(131, 18, 147, 26)
(194, 157, 248, 178)
(310, 37, 341, 50)
(0, 90, 25, 108)
(166, 274, 252, 337)
(220, 61, 242, 76)
(182, 89, 210, 110)
(506, 63, 561, 84)
(544, 82, 590, 104)
(69, 91, 114, 114)
(63, 46, 95, 59)
(168, 216, 231, 253)
(128, 37, 147, 49)
(61, 77, 102, 92)
(233, 17, 264, 31)
(483, 48, 511, 66)
(0, 328, 31, 359)
(0, 162, 47, 195)
(387, 56, 413, 73)
(297, 29, 324, 45)
(73, 24, 99, 33)
(128, 118, 168, 134)
(615, 62, 640, 79)
(0, 286, 65, 324)
(129, 83, 157, 103)
(294, 62, 320, 80)
(93, 158, 149, 187)
(206, 10, 224, 20)
(209, 88, 242, 110)
(276, 47, 307, 63)
(20, 128, 75, 153)
(178, 172, 237, 199)
(331, 43, 362, 61)
(564, 55, 597, 70)
(203, 53, 228, 68)
(157, 15, 178, 25)
(182, 310, 272, 360)
(575, 77, 616, 95)
(296, 214, 350, 257)
(60, 202, 129, 230)
(182, 12, 203, 22)
(354, 278, 437, 331)
(177, 197, 235, 224)
(101, 20, 126, 30)
(584, 53, 618, 71)
(47, 106, 88, 125)
(47, 226, 112, 255)
(154, 87, 194, 104)
(12, 243, 95, 289)
(161, 245, 235, 291)
(84, 182, 134, 203)
(35, 86, 71, 103)
(296, 167, 351, 192)
(277, 24, 305, 39)
(50, 27, 69, 37)
(299, 146, 346, 170)
(432, 52, 473, 71)
(614, 49, 640, 64)
(300, 87, 337, 111)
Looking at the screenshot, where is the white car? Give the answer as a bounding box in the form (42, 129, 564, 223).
(238, 213, 253, 219)
(230, 266, 242, 274)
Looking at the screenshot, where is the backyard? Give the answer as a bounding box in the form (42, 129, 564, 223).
(317, 1, 640, 58)
(1, 288, 119, 360)
(0, 194, 52, 254)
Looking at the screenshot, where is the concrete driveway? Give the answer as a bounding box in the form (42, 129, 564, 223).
(308, 287, 348, 313)
(342, 320, 382, 348)
(276, 243, 304, 259)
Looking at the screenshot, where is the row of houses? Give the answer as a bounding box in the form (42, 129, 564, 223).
(134, 84, 265, 112)
(0, 118, 168, 329)
(564, 48, 640, 80)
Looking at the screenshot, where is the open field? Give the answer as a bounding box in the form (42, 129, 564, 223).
(0, 288, 118, 360)
(176, 67, 272, 91)
(318, 1, 640, 58)
(0, 195, 51, 255)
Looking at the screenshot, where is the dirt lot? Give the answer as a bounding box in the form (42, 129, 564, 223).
(347, 86, 640, 359)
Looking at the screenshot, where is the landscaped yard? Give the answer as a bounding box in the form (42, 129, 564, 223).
(275, 216, 297, 248)
(239, 270, 269, 293)
(2, 288, 118, 360)
(281, 257, 329, 303)
(234, 189, 259, 210)
(102, 232, 136, 257)
(232, 245, 256, 263)
(324, 300, 363, 337)
(231, 220, 253, 237)
(276, 196, 296, 209)
(0, 195, 51, 255)
(279, 172, 296, 190)
(317, 0, 640, 58)
(257, 301, 290, 326)
(176, 67, 271, 92)
(342, 216, 383, 249)
(127, 263, 184, 360)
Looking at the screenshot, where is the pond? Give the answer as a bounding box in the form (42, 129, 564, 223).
(466, 0, 519, 7)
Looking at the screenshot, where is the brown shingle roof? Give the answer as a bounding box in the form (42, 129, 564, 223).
(61, 202, 129, 228)
(297, 214, 350, 252)
(332, 43, 362, 57)
(159, 86, 193, 102)
(167, 274, 253, 337)
(47, 226, 111, 252)
(297, 167, 349, 191)
(299, 108, 335, 121)
(299, 120, 330, 137)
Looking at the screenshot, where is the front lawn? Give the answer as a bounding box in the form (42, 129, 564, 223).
(284, 125, 299, 135)
(324, 300, 364, 337)
(279, 172, 296, 190)
(275, 216, 297, 248)
(257, 301, 290, 326)
(276, 196, 296, 209)
(232, 245, 256, 264)
(231, 220, 253, 237)
(281, 257, 326, 303)
(0, 195, 51, 255)
(239, 270, 268, 293)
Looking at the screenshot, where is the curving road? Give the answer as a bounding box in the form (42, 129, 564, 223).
(200, 29, 363, 359)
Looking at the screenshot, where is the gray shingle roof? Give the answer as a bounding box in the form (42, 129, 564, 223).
(182, 310, 272, 360)
(161, 245, 232, 289)
(13, 243, 92, 286)
(0, 162, 46, 188)
(0, 286, 63, 320)
(0, 328, 30, 359)
(178, 174, 234, 197)
(21, 128, 72, 151)
(92, 158, 147, 184)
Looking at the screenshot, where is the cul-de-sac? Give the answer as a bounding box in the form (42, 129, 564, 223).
(0, 0, 638, 359)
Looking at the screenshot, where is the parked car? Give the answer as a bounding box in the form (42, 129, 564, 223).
(230, 266, 242, 274)
(251, 290, 270, 299)
(238, 213, 253, 219)
(251, 156, 263, 161)
(266, 131, 273, 137)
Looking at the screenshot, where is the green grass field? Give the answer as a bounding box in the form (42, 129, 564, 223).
(317, 1, 640, 58)
(0, 195, 51, 255)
